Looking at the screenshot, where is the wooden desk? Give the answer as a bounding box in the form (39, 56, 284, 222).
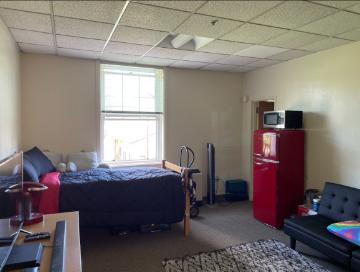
(0, 212, 82, 272)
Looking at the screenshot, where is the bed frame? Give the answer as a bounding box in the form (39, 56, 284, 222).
(162, 160, 193, 237)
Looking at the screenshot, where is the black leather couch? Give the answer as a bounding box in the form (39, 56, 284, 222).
(284, 182, 360, 270)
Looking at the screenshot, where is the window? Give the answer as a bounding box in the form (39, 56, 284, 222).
(100, 64, 164, 163)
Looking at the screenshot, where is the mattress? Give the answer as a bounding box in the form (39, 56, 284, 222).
(59, 167, 185, 227)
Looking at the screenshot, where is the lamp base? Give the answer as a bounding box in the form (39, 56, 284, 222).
(10, 213, 43, 226)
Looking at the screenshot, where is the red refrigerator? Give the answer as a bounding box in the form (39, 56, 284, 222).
(253, 129, 304, 228)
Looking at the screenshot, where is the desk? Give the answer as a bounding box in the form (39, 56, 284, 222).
(0, 212, 82, 272)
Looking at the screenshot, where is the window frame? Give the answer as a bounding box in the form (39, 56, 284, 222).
(99, 64, 164, 165)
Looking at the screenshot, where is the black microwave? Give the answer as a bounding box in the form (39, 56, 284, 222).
(263, 110, 303, 129)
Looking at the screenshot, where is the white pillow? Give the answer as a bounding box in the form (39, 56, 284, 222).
(56, 163, 67, 173)
(44, 151, 63, 166)
(67, 151, 98, 171)
(66, 162, 77, 172)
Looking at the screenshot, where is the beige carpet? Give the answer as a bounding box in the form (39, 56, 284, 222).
(80, 202, 347, 272)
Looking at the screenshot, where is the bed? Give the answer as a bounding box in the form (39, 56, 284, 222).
(60, 166, 184, 227)
(58, 160, 192, 236)
(1, 149, 194, 236)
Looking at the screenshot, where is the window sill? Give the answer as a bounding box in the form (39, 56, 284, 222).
(105, 160, 163, 169)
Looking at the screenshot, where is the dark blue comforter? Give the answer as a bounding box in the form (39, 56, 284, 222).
(60, 167, 184, 227)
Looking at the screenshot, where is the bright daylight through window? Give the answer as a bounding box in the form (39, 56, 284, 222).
(100, 64, 164, 163)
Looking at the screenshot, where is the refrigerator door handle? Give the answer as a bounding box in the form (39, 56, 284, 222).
(255, 158, 280, 164)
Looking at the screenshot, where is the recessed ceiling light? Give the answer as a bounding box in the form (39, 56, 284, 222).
(171, 34, 193, 49)
(171, 34, 214, 50)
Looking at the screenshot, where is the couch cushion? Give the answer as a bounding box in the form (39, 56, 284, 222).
(285, 215, 357, 253)
(24, 147, 56, 177)
(23, 158, 39, 182)
(319, 182, 360, 222)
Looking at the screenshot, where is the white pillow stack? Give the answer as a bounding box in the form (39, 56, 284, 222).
(44, 150, 99, 172)
(67, 152, 98, 171)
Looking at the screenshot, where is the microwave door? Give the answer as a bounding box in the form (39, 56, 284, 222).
(264, 113, 278, 127)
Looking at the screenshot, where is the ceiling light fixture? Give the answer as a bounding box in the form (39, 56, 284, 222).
(170, 34, 214, 50)
(193, 36, 215, 50)
(171, 34, 193, 49)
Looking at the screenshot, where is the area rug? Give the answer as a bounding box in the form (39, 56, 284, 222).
(162, 239, 329, 272)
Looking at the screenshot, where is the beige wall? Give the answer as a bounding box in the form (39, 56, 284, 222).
(165, 68, 243, 198)
(21, 54, 98, 154)
(0, 18, 20, 160)
(240, 41, 360, 199)
(21, 54, 244, 199)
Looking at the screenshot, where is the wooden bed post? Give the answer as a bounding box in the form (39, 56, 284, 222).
(162, 160, 191, 237)
(183, 168, 190, 237)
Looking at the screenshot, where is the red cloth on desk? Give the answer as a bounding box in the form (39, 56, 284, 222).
(39, 172, 60, 214)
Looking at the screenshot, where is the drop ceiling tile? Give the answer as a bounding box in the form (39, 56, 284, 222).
(101, 52, 138, 64)
(232, 66, 257, 72)
(146, 47, 192, 59)
(57, 35, 105, 52)
(337, 28, 360, 40)
(235, 45, 288, 58)
(136, 1, 205, 12)
(216, 55, 258, 65)
(222, 23, 287, 44)
(347, 3, 360, 13)
(247, 59, 281, 68)
(58, 48, 101, 59)
(0, 8, 52, 33)
(170, 60, 207, 69)
(10, 28, 53, 46)
(54, 17, 113, 40)
(252, 1, 336, 29)
(175, 14, 241, 39)
(182, 51, 227, 62)
(300, 37, 351, 51)
(201, 63, 240, 72)
(264, 31, 326, 49)
(268, 49, 311, 61)
(53, 1, 125, 24)
(199, 40, 251, 54)
(105, 42, 152, 55)
(120, 3, 189, 32)
(298, 11, 360, 36)
(197, 1, 280, 22)
(137, 57, 176, 66)
(313, 1, 359, 9)
(112, 26, 167, 46)
(19, 43, 55, 54)
(0, 1, 50, 14)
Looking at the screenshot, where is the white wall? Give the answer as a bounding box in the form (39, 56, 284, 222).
(21, 54, 244, 199)
(21, 54, 98, 154)
(165, 68, 243, 198)
(240, 41, 360, 198)
(0, 18, 20, 160)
